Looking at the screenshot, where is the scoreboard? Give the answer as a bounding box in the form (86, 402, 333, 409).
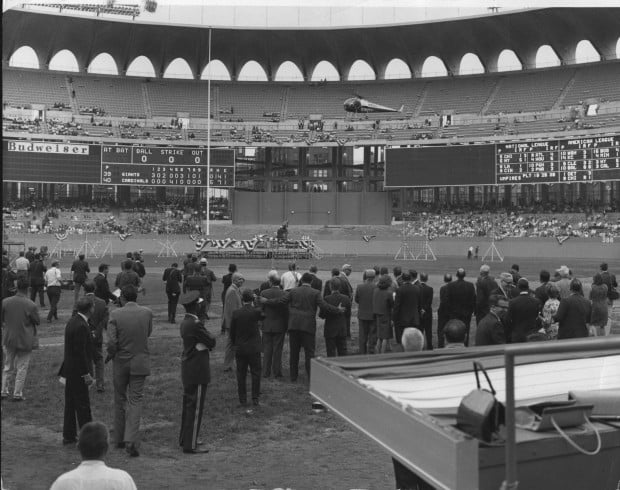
(100, 146, 234, 187)
(385, 135, 620, 187)
(496, 136, 620, 183)
(2, 140, 235, 187)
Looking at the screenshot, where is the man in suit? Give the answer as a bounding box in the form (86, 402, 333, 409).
(71, 253, 90, 304)
(307, 265, 323, 292)
(178, 291, 216, 454)
(83, 282, 109, 392)
(115, 261, 140, 291)
(339, 264, 354, 338)
(322, 268, 341, 298)
(474, 295, 507, 346)
(553, 279, 592, 339)
(321, 279, 351, 357)
(1, 278, 40, 401)
(505, 278, 541, 343)
(437, 273, 452, 348)
(355, 269, 376, 354)
(534, 270, 551, 311)
(230, 289, 264, 406)
(475, 264, 496, 325)
(29, 253, 46, 308)
(261, 272, 342, 382)
(59, 296, 95, 445)
(392, 272, 420, 348)
(107, 285, 153, 457)
(94, 264, 116, 305)
(446, 268, 476, 346)
(418, 273, 434, 350)
(260, 276, 287, 378)
(223, 273, 245, 371)
(197, 258, 217, 319)
(163, 262, 182, 324)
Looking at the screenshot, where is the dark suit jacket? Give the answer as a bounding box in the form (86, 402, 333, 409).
(475, 275, 496, 318)
(554, 294, 592, 339)
(438, 283, 451, 316)
(505, 293, 541, 343)
(29, 260, 46, 286)
(393, 282, 420, 328)
(355, 281, 376, 321)
(534, 283, 550, 311)
(339, 274, 353, 299)
(230, 305, 263, 355)
(107, 301, 153, 375)
(70, 259, 90, 284)
(260, 286, 288, 333)
(94, 273, 116, 304)
(321, 292, 351, 338)
(309, 274, 323, 292)
(115, 269, 140, 289)
(59, 313, 93, 379)
(180, 313, 216, 386)
(270, 284, 340, 335)
(163, 267, 182, 294)
(447, 279, 476, 321)
(475, 310, 506, 346)
(419, 283, 433, 317)
(85, 293, 108, 344)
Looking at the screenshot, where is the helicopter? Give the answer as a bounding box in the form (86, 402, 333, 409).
(343, 94, 404, 114)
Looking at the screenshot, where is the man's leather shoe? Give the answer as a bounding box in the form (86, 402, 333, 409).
(183, 448, 209, 454)
(125, 443, 140, 457)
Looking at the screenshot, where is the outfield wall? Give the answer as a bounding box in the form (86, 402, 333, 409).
(6, 234, 618, 261)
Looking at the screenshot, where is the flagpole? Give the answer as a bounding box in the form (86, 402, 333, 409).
(206, 27, 211, 236)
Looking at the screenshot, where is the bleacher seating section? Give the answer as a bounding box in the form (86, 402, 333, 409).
(2, 69, 70, 108)
(3, 61, 620, 133)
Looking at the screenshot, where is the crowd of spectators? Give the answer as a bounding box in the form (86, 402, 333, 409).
(79, 106, 106, 116)
(2, 115, 41, 133)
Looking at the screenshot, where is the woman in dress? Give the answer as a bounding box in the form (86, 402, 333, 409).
(541, 284, 560, 339)
(373, 275, 394, 353)
(589, 272, 609, 336)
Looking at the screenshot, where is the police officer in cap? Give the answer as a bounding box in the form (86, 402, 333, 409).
(178, 290, 216, 454)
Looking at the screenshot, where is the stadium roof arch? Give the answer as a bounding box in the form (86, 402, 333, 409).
(2, 6, 619, 81)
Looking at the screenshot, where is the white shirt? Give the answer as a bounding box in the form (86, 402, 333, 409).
(15, 256, 30, 271)
(45, 267, 62, 287)
(280, 270, 301, 291)
(50, 460, 137, 490)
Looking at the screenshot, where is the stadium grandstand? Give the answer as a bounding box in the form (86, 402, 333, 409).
(2, 3, 620, 228)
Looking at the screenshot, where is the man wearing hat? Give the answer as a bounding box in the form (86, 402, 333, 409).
(505, 278, 541, 343)
(178, 290, 216, 454)
(437, 273, 452, 348)
(184, 260, 214, 321)
(198, 258, 217, 319)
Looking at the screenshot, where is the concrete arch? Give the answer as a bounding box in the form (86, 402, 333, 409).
(126, 55, 156, 77)
(421, 56, 448, 77)
(238, 60, 267, 81)
(49, 49, 79, 72)
(163, 57, 193, 79)
(200, 60, 231, 80)
(309, 61, 339, 81)
(535, 45, 561, 68)
(87, 52, 118, 75)
(347, 59, 376, 81)
(497, 49, 522, 72)
(383, 58, 411, 79)
(9, 45, 39, 69)
(575, 40, 601, 63)
(274, 61, 304, 82)
(459, 53, 484, 75)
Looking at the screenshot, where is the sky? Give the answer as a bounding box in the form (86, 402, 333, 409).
(4, 1, 618, 79)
